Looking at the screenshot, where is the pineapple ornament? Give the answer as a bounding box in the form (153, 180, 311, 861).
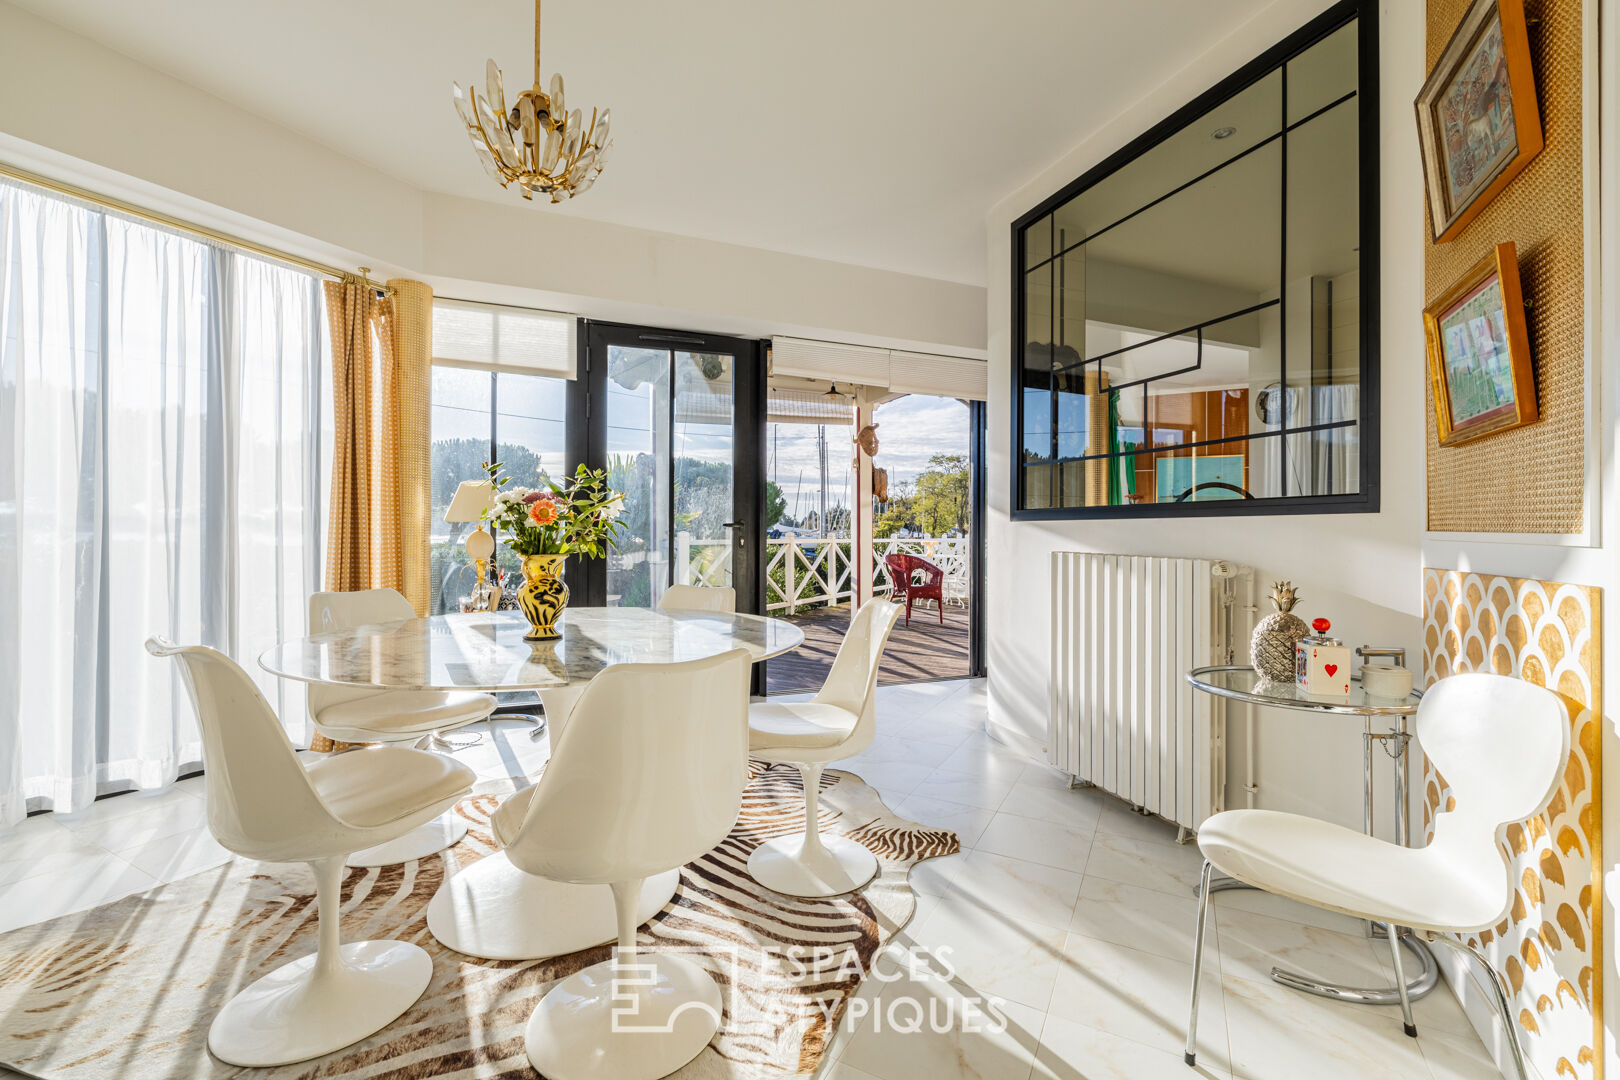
(1251, 581, 1308, 683)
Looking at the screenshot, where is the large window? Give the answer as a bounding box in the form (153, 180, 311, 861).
(429, 369, 568, 614)
(1012, 0, 1375, 517)
(429, 300, 573, 614)
(0, 178, 329, 824)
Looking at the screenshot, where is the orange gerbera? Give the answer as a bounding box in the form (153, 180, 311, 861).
(528, 499, 558, 526)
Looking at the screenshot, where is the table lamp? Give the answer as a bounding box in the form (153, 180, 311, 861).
(444, 481, 497, 595)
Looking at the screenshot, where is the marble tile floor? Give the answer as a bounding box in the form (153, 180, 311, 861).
(0, 677, 1501, 1080)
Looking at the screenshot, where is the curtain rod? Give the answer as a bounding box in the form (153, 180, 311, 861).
(0, 160, 357, 283)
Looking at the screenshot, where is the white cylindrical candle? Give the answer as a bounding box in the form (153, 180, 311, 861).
(1361, 663, 1414, 700)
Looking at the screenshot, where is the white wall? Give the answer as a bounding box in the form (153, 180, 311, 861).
(0, 0, 985, 357)
(986, 0, 1422, 838)
(987, 1, 1619, 1074)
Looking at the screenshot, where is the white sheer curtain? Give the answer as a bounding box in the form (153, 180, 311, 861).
(1250, 384, 1359, 498)
(1304, 385, 1359, 496)
(0, 179, 326, 827)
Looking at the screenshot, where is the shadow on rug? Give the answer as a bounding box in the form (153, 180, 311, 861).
(0, 761, 958, 1079)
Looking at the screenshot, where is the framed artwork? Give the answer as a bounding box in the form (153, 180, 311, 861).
(1415, 0, 1542, 244)
(1424, 241, 1537, 446)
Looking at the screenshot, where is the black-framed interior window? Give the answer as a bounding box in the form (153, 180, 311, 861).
(1011, 0, 1378, 518)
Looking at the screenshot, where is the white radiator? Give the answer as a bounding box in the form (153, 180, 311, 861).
(1048, 553, 1250, 832)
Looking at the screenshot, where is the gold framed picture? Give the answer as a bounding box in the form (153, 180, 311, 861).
(1415, 0, 1543, 244)
(1424, 241, 1537, 446)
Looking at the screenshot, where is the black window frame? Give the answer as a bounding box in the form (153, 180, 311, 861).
(1008, 0, 1379, 521)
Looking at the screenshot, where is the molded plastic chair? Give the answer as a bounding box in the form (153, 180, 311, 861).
(884, 552, 943, 626)
(1184, 672, 1569, 1080)
(309, 588, 496, 865)
(506, 649, 753, 1080)
(658, 584, 737, 614)
(146, 638, 475, 1068)
(746, 600, 902, 897)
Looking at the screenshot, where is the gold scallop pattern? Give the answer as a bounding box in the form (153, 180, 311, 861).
(1423, 569, 1601, 1080)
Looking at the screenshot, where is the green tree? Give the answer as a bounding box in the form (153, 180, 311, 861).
(873, 496, 917, 538)
(765, 481, 787, 530)
(914, 453, 970, 535)
(673, 456, 732, 538)
(431, 438, 547, 515)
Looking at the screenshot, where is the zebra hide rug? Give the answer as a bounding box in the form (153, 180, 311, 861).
(0, 762, 958, 1079)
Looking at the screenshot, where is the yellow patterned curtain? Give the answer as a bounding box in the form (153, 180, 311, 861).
(323, 277, 392, 594)
(321, 276, 431, 609)
(315, 277, 431, 754)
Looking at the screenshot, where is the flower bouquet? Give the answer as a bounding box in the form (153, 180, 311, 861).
(481, 462, 626, 639)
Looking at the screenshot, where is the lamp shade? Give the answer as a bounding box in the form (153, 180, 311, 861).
(444, 481, 496, 523)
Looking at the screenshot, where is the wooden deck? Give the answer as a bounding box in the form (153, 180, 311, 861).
(766, 599, 972, 694)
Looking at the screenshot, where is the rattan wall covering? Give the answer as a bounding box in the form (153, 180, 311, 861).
(1424, 0, 1585, 532)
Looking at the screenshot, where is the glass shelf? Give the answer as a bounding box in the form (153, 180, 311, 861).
(1188, 664, 1420, 716)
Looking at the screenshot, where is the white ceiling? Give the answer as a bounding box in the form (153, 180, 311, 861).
(12, 0, 1280, 286)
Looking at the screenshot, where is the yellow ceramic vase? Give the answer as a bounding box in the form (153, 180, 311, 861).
(517, 554, 569, 640)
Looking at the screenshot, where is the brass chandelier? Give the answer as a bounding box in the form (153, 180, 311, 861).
(452, 0, 610, 203)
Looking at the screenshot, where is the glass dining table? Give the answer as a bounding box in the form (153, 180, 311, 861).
(260, 605, 805, 961)
(261, 605, 805, 733)
(1186, 665, 1436, 1006)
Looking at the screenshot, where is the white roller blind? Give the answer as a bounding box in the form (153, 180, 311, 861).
(767, 388, 856, 426)
(771, 336, 889, 386)
(888, 350, 989, 400)
(771, 336, 986, 400)
(433, 298, 577, 379)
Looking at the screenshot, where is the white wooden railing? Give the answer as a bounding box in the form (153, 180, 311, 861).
(675, 533, 970, 614)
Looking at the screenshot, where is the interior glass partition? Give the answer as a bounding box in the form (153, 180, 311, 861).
(1011, 4, 1374, 518)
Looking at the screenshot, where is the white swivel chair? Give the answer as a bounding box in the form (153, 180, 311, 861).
(503, 650, 753, 1080)
(1184, 672, 1569, 1080)
(658, 584, 737, 614)
(746, 599, 901, 898)
(146, 638, 476, 1068)
(309, 588, 496, 865)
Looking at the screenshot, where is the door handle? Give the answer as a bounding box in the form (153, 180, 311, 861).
(722, 521, 743, 528)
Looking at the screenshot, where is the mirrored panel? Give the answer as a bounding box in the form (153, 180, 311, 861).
(1014, 3, 1371, 516)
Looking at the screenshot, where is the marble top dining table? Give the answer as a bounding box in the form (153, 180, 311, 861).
(259, 606, 805, 692)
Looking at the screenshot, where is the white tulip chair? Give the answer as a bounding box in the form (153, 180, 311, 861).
(1184, 672, 1569, 1080)
(746, 599, 901, 898)
(657, 584, 737, 613)
(495, 649, 753, 1080)
(146, 638, 476, 1068)
(309, 588, 497, 865)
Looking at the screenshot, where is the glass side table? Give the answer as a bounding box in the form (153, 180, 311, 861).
(1186, 664, 1437, 1006)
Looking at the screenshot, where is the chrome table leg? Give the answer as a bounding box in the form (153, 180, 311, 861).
(1184, 861, 1214, 1067)
(494, 711, 547, 741)
(1195, 874, 1258, 897)
(1269, 927, 1439, 1004)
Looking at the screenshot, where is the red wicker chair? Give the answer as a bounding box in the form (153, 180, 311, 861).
(884, 552, 944, 627)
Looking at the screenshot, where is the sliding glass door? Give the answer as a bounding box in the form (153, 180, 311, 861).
(579, 323, 765, 613)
